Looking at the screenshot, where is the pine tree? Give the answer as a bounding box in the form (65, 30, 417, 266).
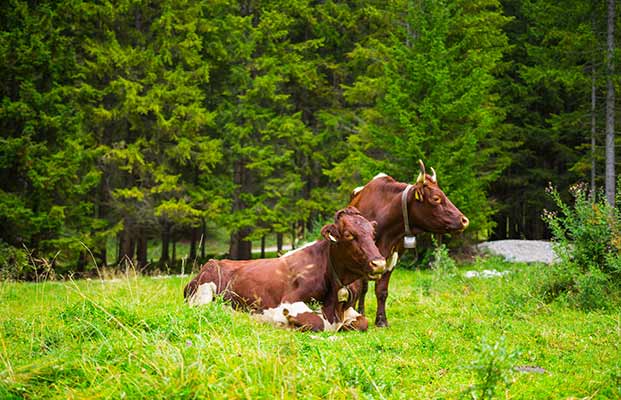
(330, 0, 512, 238)
(0, 1, 103, 271)
(73, 0, 221, 267)
(205, 0, 336, 258)
(491, 0, 614, 239)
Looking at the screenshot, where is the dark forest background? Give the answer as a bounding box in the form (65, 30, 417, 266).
(1, 0, 619, 275)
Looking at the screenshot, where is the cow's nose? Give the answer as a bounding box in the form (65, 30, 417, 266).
(370, 259, 386, 273)
(461, 215, 469, 228)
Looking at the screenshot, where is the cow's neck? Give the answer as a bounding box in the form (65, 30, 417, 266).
(320, 244, 357, 324)
(321, 273, 349, 325)
(376, 184, 423, 255)
(327, 245, 362, 287)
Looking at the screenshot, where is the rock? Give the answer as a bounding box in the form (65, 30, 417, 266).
(477, 240, 558, 264)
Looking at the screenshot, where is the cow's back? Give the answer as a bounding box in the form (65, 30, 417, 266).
(349, 176, 406, 256)
(350, 176, 403, 221)
(185, 243, 330, 310)
(194, 258, 289, 310)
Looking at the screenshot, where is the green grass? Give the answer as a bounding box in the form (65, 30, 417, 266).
(1, 259, 620, 399)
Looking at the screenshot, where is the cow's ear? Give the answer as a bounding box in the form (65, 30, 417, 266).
(321, 224, 339, 242)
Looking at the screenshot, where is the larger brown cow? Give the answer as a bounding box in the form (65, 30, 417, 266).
(184, 207, 386, 332)
(349, 160, 469, 327)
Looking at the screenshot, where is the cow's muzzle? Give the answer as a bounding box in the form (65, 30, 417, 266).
(368, 259, 386, 280)
(448, 215, 470, 232)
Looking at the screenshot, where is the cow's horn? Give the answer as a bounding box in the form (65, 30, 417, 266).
(328, 233, 338, 242)
(430, 167, 437, 183)
(416, 160, 426, 185)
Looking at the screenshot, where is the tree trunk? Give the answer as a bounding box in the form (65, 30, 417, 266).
(76, 251, 87, 275)
(129, 238, 136, 264)
(229, 159, 252, 260)
(116, 233, 122, 265)
(605, 0, 616, 205)
(229, 228, 252, 260)
(299, 220, 305, 241)
(119, 226, 134, 265)
(160, 223, 170, 266)
(95, 248, 107, 269)
(94, 179, 107, 268)
(136, 232, 147, 268)
(190, 226, 198, 260)
(591, 63, 597, 196)
(260, 235, 265, 258)
(276, 232, 283, 252)
(200, 218, 206, 259)
(291, 223, 296, 249)
(172, 240, 177, 265)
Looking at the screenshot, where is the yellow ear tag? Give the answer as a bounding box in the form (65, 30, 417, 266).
(337, 287, 349, 303)
(415, 191, 421, 201)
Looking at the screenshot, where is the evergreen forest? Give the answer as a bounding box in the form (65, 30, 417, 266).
(1, 0, 619, 276)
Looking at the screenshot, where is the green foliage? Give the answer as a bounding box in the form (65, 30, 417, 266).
(0, 1, 104, 266)
(544, 183, 621, 275)
(490, 0, 615, 240)
(330, 0, 513, 238)
(465, 336, 520, 400)
(572, 267, 611, 311)
(0, 241, 29, 280)
(431, 240, 458, 275)
(0, 0, 618, 273)
(540, 183, 620, 310)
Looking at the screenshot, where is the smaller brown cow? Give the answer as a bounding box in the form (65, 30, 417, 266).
(183, 207, 386, 332)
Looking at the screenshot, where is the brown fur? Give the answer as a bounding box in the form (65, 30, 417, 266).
(184, 207, 385, 331)
(285, 312, 326, 332)
(348, 171, 469, 327)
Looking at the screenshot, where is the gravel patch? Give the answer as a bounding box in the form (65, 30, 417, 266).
(477, 240, 558, 264)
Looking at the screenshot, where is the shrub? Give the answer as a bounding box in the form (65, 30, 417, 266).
(464, 336, 520, 400)
(542, 182, 620, 309)
(0, 241, 30, 280)
(431, 240, 457, 275)
(572, 267, 610, 311)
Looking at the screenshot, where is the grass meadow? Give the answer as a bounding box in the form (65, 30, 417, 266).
(1, 258, 620, 399)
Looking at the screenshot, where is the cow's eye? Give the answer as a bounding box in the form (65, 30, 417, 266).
(344, 232, 354, 241)
(432, 195, 442, 204)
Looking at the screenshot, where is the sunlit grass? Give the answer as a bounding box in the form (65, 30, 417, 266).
(1, 260, 619, 399)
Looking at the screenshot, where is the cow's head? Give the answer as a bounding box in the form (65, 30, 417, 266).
(409, 160, 469, 233)
(321, 207, 386, 282)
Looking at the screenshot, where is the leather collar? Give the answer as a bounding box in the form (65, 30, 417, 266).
(401, 184, 414, 236)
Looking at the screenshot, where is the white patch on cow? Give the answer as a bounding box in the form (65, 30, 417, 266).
(342, 307, 362, 324)
(352, 173, 388, 198)
(387, 251, 399, 271)
(253, 302, 314, 326)
(280, 241, 318, 258)
(255, 303, 365, 332)
(320, 320, 339, 332)
(352, 186, 365, 196)
(188, 282, 217, 307)
(373, 172, 388, 180)
(322, 307, 363, 332)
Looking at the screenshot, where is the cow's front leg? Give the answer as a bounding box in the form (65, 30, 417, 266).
(374, 270, 392, 327)
(356, 279, 369, 315)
